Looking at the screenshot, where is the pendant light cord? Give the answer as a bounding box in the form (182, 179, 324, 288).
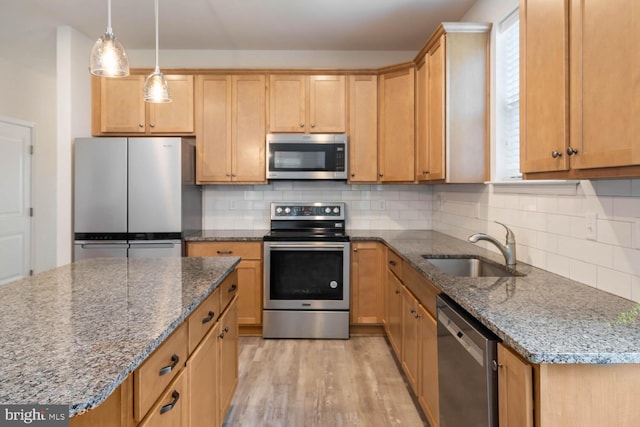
(107, 0, 113, 34)
(154, 0, 160, 73)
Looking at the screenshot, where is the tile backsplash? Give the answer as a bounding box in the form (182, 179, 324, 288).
(432, 180, 640, 302)
(203, 179, 640, 303)
(203, 181, 432, 231)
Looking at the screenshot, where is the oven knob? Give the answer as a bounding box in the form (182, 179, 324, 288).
(284, 207, 291, 214)
(329, 281, 338, 289)
(276, 207, 283, 214)
(325, 207, 331, 214)
(333, 207, 340, 214)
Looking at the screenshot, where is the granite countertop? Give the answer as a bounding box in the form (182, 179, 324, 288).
(185, 229, 267, 241)
(350, 230, 640, 365)
(0, 256, 240, 417)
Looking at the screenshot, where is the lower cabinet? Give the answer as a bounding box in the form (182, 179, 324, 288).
(401, 287, 420, 394)
(418, 304, 439, 427)
(385, 268, 404, 357)
(187, 322, 220, 427)
(138, 369, 189, 427)
(498, 343, 534, 427)
(218, 299, 239, 421)
(350, 241, 385, 325)
(186, 241, 263, 329)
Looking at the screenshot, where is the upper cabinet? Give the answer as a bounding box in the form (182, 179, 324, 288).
(521, 0, 640, 179)
(378, 65, 415, 182)
(269, 74, 346, 133)
(92, 74, 194, 136)
(196, 74, 267, 184)
(348, 75, 379, 183)
(414, 23, 490, 183)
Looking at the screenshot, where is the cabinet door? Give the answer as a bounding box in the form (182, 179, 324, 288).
(569, 0, 640, 169)
(350, 241, 384, 324)
(520, 0, 570, 173)
(426, 37, 446, 181)
(96, 75, 146, 134)
(309, 75, 346, 132)
(386, 269, 404, 358)
(148, 75, 194, 134)
(138, 369, 188, 427)
(401, 287, 420, 394)
(415, 58, 430, 182)
(269, 75, 306, 132)
(232, 75, 267, 183)
(378, 67, 415, 182)
(218, 298, 238, 422)
(237, 259, 262, 325)
(418, 304, 439, 427)
(196, 75, 232, 182)
(348, 75, 378, 182)
(497, 343, 534, 427)
(187, 322, 219, 427)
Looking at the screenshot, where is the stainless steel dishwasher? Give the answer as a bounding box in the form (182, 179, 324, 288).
(437, 295, 499, 427)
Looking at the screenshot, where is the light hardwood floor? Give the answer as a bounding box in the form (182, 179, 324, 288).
(224, 337, 428, 426)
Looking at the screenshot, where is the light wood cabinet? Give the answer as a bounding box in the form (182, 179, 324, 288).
(520, 0, 570, 174)
(378, 65, 415, 182)
(348, 75, 378, 182)
(138, 369, 189, 427)
(498, 343, 533, 427)
(196, 74, 267, 184)
(218, 298, 239, 422)
(186, 241, 263, 328)
(350, 241, 384, 325)
(385, 268, 404, 358)
(187, 321, 220, 427)
(418, 304, 439, 427)
(269, 74, 346, 133)
(521, 0, 640, 179)
(414, 24, 490, 183)
(401, 286, 420, 394)
(92, 74, 194, 136)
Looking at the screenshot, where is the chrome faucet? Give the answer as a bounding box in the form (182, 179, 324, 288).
(468, 221, 517, 267)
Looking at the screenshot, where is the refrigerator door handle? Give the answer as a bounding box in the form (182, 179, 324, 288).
(78, 243, 129, 249)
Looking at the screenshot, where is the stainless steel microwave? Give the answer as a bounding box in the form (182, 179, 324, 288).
(266, 133, 348, 180)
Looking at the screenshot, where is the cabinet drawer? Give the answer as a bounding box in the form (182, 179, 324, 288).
(219, 269, 239, 311)
(134, 322, 188, 421)
(403, 264, 440, 318)
(188, 287, 221, 354)
(387, 249, 403, 279)
(187, 242, 262, 260)
(138, 369, 188, 427)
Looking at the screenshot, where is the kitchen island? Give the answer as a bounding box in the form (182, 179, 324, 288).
(0, 256, 239, 419)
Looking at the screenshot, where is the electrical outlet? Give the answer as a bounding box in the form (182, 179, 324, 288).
(585, 212, 597, 241)
(372, 200, 386, 210)
(230, 200, 238, 210)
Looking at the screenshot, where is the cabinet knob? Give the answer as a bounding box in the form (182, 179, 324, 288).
(567, 147, 579, 156)
(551, 150, 563, 158)
(351, 173, 355, 177)
(299, 123, 305, 128)
(139, 124, 144, 128)
(379, 173, 384, 177)
(311, 123, 315, 128)
(353, 248, 358, 252)
(149, 123, 155, 128)
(422, 170, 429, 174)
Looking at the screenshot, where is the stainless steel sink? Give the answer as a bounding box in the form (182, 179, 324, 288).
(422, 256, 523, 277)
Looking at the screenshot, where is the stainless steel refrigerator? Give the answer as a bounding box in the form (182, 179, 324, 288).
(73, 137, 202, 260)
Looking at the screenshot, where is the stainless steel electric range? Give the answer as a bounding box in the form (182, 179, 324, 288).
(263, 202, 350, 339)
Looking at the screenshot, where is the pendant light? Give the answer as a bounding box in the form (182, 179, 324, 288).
(89, 0, 130, 77)
(143, 0, 171, 103)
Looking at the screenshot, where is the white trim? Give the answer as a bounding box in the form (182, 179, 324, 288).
(0, 115, 36, 129)
(487, 180, 580, 195)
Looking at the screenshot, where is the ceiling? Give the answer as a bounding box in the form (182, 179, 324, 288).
(0, 0, 476, 72)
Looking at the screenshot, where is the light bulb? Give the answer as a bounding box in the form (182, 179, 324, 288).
(143, 71, 171, 103)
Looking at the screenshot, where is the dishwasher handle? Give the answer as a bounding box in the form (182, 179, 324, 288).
(438, 309, 485, 367)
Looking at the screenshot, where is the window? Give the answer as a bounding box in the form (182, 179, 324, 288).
(496, 9, 521, 181)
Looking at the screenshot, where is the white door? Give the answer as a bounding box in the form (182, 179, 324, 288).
(0, 119, 32, 285)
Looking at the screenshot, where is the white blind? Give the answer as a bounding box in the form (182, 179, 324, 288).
(497, 10, 521, 181)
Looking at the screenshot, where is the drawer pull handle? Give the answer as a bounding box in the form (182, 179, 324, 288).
(217, 250, 233, 254)
(224, 326, 229, 333)
(389, 260, 397, 266)
(218, 326, 230, 339)
(395, 290, 401, 295)
(202, 311, 215, 324)
(159, 354, 180, 376)
(159, 390, 180, 415)
(228, 284, 238, 293)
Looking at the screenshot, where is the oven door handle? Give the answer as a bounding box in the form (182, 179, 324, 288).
(267, 244, 347, 249)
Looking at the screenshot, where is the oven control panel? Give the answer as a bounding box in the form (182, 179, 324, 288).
(271, 202, 345, 220)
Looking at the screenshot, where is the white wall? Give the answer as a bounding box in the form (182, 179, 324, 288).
(0, 57, 57, 273)
(431, 0, 640, 303)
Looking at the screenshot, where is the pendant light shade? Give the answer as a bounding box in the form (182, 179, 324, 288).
(89, 0, 129, 77)
(143, 0, 171, 103)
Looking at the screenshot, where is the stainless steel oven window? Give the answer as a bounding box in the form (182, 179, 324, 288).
(264, 242, 350, 310)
